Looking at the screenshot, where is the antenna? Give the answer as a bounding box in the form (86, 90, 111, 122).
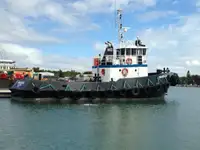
(114, 0, 116, 28)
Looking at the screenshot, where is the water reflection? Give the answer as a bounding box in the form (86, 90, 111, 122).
(1, 87, 200, 150)
(85, 103, 179, 150)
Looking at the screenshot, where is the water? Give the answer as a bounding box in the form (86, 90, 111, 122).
(0, 87, 200, 150)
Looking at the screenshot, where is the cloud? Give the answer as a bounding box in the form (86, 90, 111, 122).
(0, 42, 43, 66)
(94, 42, 106, 52)
(196, 0, 200, 7)
(136, 13, 200, 75)
(186, 60, 200, 66)
(71, 0, 157, 14)
(0, 42, 92, 72)
(5, 0, 155, 33)
(3, 0, 158, 41)
(137, 10, 178, 22)
(52, 23, 100, 33)
(1, 0, 101, 44)
(172, 0, 179, 5)
(0, 9, 61, 44)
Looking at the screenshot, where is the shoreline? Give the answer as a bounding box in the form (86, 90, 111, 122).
(175, 84, 200, 88)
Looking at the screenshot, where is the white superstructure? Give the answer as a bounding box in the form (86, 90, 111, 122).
(92, 9, 148, 82)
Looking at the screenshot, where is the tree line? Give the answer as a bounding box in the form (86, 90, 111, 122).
(179, 70, 200, 85)
(32, 67, 92, 78)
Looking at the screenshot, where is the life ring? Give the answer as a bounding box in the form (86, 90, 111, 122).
(122, 68, 128, 77)
(126, 58, 132, 65)
(101, 69, 105, 75)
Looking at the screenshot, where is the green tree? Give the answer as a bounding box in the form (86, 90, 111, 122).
(33, 67, 40, 72)
(58, 69, 64, 77)
(186, 70, 193, 84)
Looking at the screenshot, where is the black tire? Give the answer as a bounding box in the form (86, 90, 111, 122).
(132, 88, 140, 96)
(32, 86, 40, 94)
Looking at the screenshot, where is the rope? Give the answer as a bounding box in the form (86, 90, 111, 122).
(80, 84, 87, 91)
(96, 84, 100, 91)
(164, 77, 168, 83)
(158, 78, 164, 84)
(64, 84, 71, 91)
(123, 80, 131, 89)
(135, 80, 143, 88)
(110, 83, 117, 90)
(147, 79, 154, 87)
(39, 84, 57, 91)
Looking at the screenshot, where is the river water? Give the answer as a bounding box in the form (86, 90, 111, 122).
(0, 87, 200, 150)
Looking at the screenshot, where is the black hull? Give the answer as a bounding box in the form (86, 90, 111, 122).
(9, 73, 175, 104)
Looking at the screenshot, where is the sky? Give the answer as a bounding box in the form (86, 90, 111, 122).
(0, 0, 200, 76)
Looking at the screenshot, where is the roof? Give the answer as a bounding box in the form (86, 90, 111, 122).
(37, 72, 55, 76)
(12, 68, 33, 71)
(0, 59, 15, 63)
(118, 40, 148, 49)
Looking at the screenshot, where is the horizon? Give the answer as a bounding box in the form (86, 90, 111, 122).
(0, 0, 200, 76)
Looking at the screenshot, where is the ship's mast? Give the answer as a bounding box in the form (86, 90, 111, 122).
(117, 9, 123, 45)
(116, 8, 130, 47)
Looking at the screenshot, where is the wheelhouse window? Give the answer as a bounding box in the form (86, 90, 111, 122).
(132, 49, 136, 55)
(121, 48, 125, 55)
(143, 49, 146, 55)
(116, 49, 120, 56)
(137, 49, 143, 55)
(126, 48, 131, 55)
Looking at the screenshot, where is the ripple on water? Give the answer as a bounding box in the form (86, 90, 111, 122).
(0, 87, 200, 150)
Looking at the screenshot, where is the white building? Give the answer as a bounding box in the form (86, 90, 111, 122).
(0, 59, 16, 70)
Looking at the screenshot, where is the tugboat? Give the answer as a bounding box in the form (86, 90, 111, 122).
(9, 9, 179, 104)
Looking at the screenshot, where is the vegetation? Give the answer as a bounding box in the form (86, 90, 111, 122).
(179, 70, 200, 85)
(32, 67, 81, 78)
